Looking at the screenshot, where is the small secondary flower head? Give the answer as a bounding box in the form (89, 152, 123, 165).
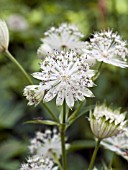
(101, 127, 128, 161)
(23, 85, 44, 106)
(0, 20, 9, 52)
(28, 128, 68, 160)
(19, 155, 58, 170)
(89, 30, 128, 68)
(90, 104, 126, 139)
(24, 50, 95, 108)
(38, 23, 85, 58)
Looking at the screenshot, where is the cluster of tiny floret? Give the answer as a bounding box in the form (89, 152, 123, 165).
(29, 129, 62, 159)
(19, 156, 58, 170)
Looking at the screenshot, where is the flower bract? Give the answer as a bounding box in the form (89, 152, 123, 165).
(90, 104, 126, 139)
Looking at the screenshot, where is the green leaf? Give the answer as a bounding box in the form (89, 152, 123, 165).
(0, 103, 24, 129)
(24, 119, 59, 126)
(0, 139, 27, 161)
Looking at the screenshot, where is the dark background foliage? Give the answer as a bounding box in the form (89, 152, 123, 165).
(0, 0, 128, 169)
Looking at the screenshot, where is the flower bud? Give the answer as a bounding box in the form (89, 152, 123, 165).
(0, 20, 9, 52)
(90, 104, 126, 139)
(37, 43, 53, 59)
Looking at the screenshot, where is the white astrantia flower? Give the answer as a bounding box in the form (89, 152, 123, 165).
(29, 128, 68, 160)
(0, 20, 9, 52)
(101, 128, 128, 161)
(90, 104, 126, 139)
(89, 30, 128, 68)
(31, 50, 95, 108)
(23, 85, 44, 106)
(39, 23, 85, 57)
(19, 155, 58, 170)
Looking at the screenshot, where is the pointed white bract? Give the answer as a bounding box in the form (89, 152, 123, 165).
(19, 155, 58, 170)
(29, 129, 68, 160)
(28, 50, 95, 108)
(38, 23, 85, 58)
(101, 128, 128, 161)
(0, 20, 9, 52)
(23, 85, 44, 106)
(90, 104, 126, 139)
(89, 30, 128, 68)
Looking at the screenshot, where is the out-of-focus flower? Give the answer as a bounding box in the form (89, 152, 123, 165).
(19, 155, 58, 170)
(37, 43, 53, 59)
(24, 50, 95, 108)
(23, 85, 44, 106)
(29, 129, 69, 160)
(101, 128, 128, 161)
(0, 20, 9, 52)
(90, 104, 126, 139)
(39, 23, 85, 55)
(89, 30, 128, 68)
(7, 14, 28, 31)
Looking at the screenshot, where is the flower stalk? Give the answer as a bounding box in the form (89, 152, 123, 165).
(88, 139, 101, 170)
(5, 50, 33, 85)
(60, 100, 67, 170)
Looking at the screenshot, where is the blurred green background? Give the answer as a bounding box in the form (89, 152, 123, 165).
(0, 0, 128, 169)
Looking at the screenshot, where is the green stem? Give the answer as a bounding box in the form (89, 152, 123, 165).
(43, 103, 59, 122)
(60, 100, 67, 170)
(5, 50, 33, 84)
(88, 139, 101, 170)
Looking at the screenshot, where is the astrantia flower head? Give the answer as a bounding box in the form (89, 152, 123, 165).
(0, 20, 9, 52)
(23, 85, 44, 106)
(19, 156, 58, 170)
(38, 23, 85, 59)
(90, 104, 126, 139)
(26, 50, 95, 108)
(101, 128, 128, 161)
(89, 30, 128, 68)
(28, 128, 67, 160)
